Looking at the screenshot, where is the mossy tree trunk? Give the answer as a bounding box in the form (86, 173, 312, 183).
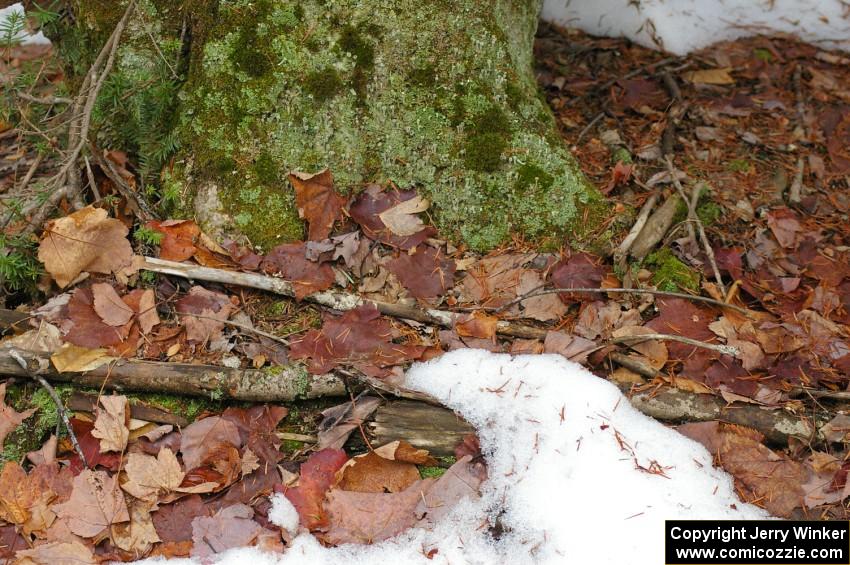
(56, 0, 605, 251)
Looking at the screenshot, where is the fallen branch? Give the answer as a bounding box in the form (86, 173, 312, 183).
(629, 191, 681, 260)
(615, 191, 658, 287)
(141, 257, 548, 340)
(494, 286, 752, 316)
(609, 332, 738, 356)
(1, 347, 346, 402)
(9, 349, 87, 467)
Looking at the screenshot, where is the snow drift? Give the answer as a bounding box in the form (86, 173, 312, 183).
(145, 350, 768, 565)
(541, 0, 850, 54)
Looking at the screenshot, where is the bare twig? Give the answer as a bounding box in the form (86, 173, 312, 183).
(21, 1, 136, 233)
(493, 286, 752, 316)
(608, 332, 738, 356)
(615, 191, 658, 288)
(15, 92, 73, 105)
(576, 111, 605, 144)
(8, 349, 88, 468)
(665, 157, 726, 295)
(14, 153, 42, 194)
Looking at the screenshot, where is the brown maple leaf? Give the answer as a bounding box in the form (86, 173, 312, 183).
(281, 448, 348, 530)
(175, 286, 234, 344)
(289, 169, 346, 241)
(289, 304, 426, 375)
(260, 242, 336, 300)
(386, 245, 456, 300)
(190, 504, 264, 558)
(54, 469, 129, 538)
(179, 416, 241, 471)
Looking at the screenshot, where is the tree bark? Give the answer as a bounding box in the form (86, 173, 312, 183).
(54, 0, 604, 251)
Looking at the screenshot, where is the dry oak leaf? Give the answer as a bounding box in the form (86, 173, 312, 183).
(289, 169, 346, 242)
(54, 469, 129, 538)
(14, 540, 96, 565)
(0, 382, 36, 449)
(91, 283, 134, 326)
(179, 416, 241, 470)
(91, 395, 130, 453)
(50, 344, 112, 373)
(38, 206, 133, 288)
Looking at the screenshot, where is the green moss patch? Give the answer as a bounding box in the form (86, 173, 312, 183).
(645, 248, 700, 292)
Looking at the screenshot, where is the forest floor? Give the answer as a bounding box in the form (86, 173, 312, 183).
(1, 15, 850, 562)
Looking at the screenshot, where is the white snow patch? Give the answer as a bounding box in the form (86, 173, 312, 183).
(541, 0, 850, 55)
(268, 494, 300, 536)
(0, 3, 51, 46)
(141, 349, 769, 565)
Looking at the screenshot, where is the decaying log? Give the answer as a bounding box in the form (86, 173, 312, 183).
(0, 348, 346, 402)
(367, 400, 474, 458)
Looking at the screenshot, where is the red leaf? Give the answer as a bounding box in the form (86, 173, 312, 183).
(147, 220, 200, 261)
(386, 246, 456, 300)
(646, 298, 719, 378)
(278, 448, 347, 530)
(64, 288, 130, 349)
(548, 253, 609, 304)
(289, 169, 346, 241)
(289, 304, 426, 375)
(603, 161, 633, 195)
(260, 243, 335, 300)
(349, 185, 436, 250)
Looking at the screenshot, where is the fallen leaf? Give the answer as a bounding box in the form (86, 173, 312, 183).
(123, 288, 160, 334)
(50, 343, 112, 373)
(543, 331, 597, 364)
(548, 253, 610, 303)
(378, 195, 429, 237)
(321, 480, 431, 544)
(415, 455, 485, 527)
(682, 67, 735, 85)
(241, 448, 260, 477)
(0, 382, 36, 449)
(455, 311, 498, 340)
(14, 540, 96, 565)
(111, 500, 160, 556)
(317, 395, 382, 450)
(290, 304, 425, 376)
(281, 448, 348, 529)
(91, 395, 129, 453)
(54, 469, 129, 538)
(180, 416, 241, 471)
(456, 253, 535, 306)
(91, 283, 134, 326)
(121, 449, 185, 503)
(0, 462, 32, 524)
(175, 286, 234, 344)
(289, 169, 346, 241)
(146, 219, 199, 262)
(337, 449, 423, 494)
(517, 269, 567, 322)
(349, 185, 436, 249)
(151, 495, 206, 543)
(27, 435, 58, 466)
(190, 504, 263, 558)
(386, 246, 456, 300)
(64, 288, 131, 349)
(1, 322, 61, 353)
(766, 208, 802, 249)
(260, 243, 335, 300)
(38, 206, 133, 288)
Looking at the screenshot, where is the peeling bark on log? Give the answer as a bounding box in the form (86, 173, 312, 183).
(0, 348, 346, 402)
(367, 401, 474, 458)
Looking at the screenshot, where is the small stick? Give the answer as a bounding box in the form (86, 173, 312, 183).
(178, 312, 290, 345)
(11, 153, 42, 195)
(576, 111, 605, 144)
(494, 286, 752, 316)
(608, 332, 738, 356)
(615, 191, 658, 287)
(665, 157, 726, 295)
(8, 349, 88, 468)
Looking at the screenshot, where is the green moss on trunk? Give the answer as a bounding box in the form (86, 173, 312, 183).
(61, 0, 605, 251)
